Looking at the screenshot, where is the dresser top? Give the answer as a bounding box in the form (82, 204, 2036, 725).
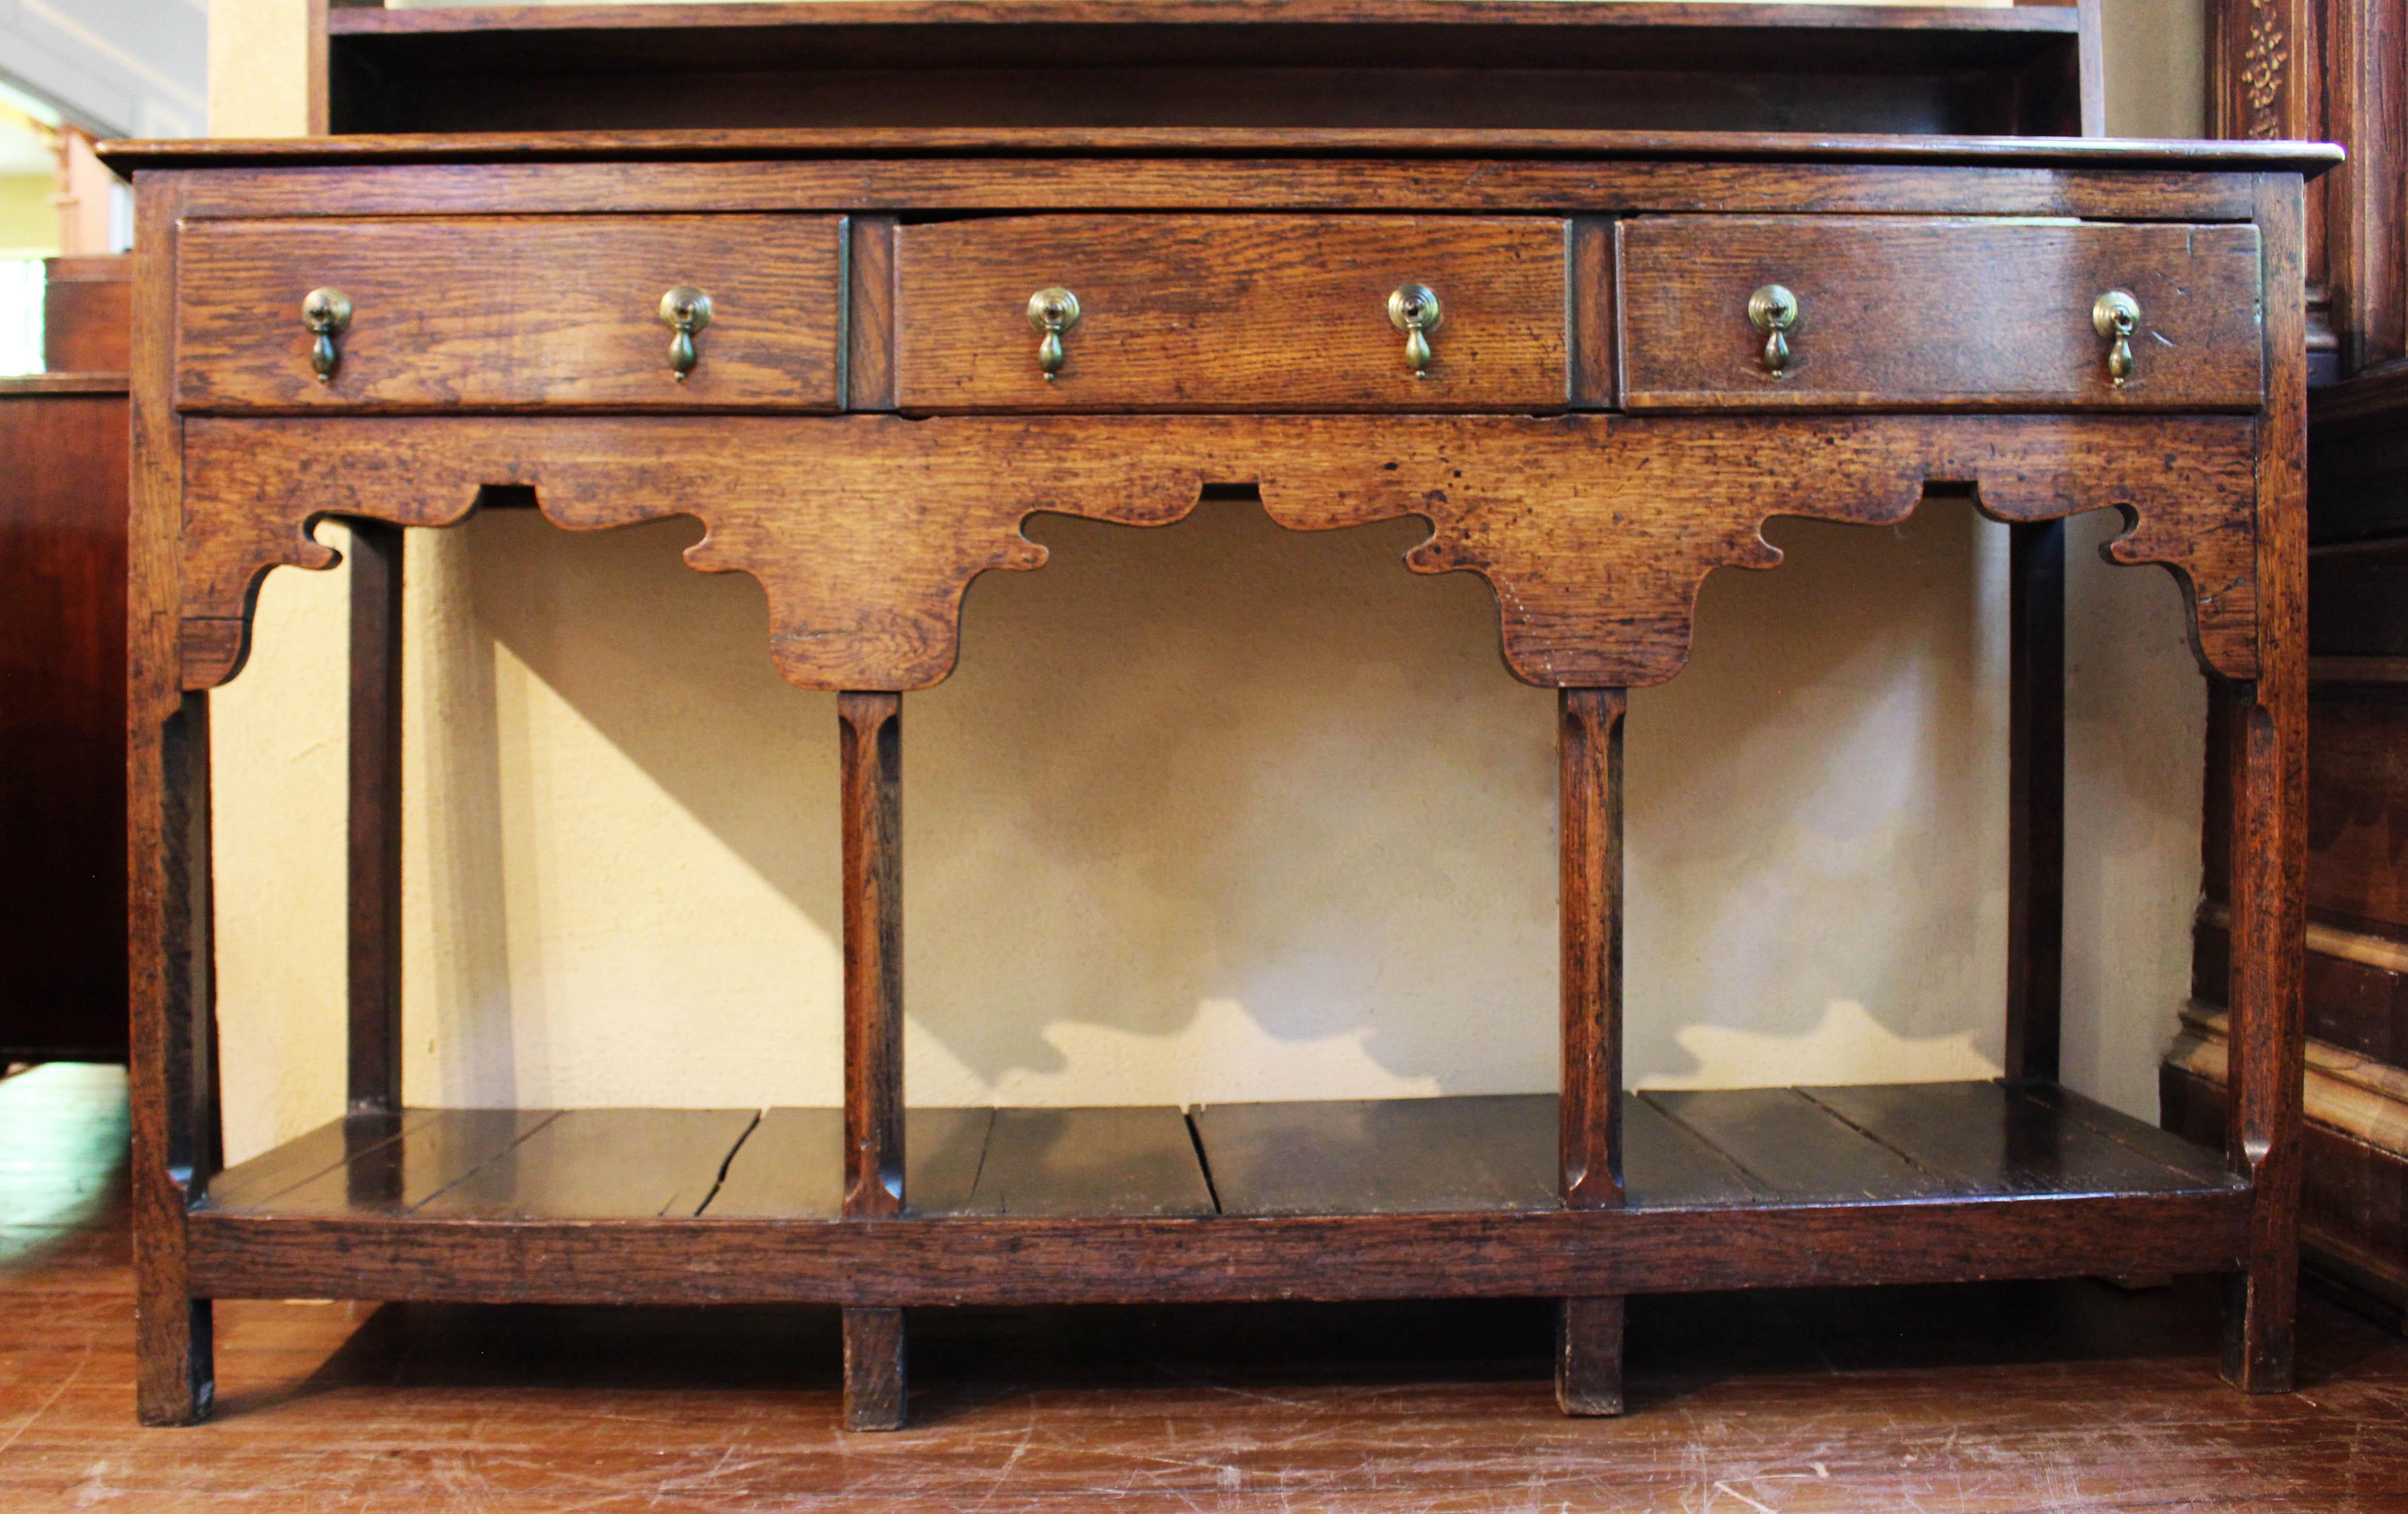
(101, 128, 2342, 174)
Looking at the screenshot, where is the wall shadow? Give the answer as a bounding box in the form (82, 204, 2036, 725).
(905, 498, 1559, 1101)
(1626, 498, 2008, 1086)
(403, 487, 2197, 1109)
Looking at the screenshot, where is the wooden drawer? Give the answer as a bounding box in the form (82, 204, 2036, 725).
(175, 216, 847, 411)
(1617, 217, 2265, 410)
(892, 215, 1569, 412)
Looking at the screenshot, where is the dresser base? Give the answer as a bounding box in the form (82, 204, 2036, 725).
(186, 1085, 2245, 1300)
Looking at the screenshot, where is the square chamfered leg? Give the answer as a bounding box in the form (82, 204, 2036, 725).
(1558, 689, 1628, 1414)
(2222, 170, 2309, 1394)
(132, 694, 220, 1425)
(1557, 1296, 1626, 1415)
(2220, 675, 2305, 1391)
(839, 692, 909, 1429)
(346, 519, 406, 1118)
(843, 1307, 908, 1431)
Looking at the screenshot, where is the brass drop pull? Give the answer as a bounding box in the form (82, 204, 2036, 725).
(2093, 290, 2140, 388)
(659, 286, 714, 382)
(1747, 284, 1798, 376)
(1028, 286, 1080, 379)
(1388, 283, 1442, 378)
(301, 287, 352, 384)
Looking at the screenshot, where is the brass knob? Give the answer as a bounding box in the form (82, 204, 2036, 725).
(301, 287, 352, 385)
(659, 286, 713, 382)
(1747, 284, 1798, 376)
(1028, 286, 1080, 379)
(2093, 290, 2140, 388)
(1388, 283, 1442, 378)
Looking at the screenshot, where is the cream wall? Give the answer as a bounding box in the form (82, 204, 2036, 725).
(206, 0, 2213, 1162)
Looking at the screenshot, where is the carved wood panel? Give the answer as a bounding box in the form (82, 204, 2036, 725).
(177, 412, 2259, 693)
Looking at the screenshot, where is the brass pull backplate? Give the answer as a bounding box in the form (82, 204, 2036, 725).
(1028, 286, 1080, 379)
(659, 286, 714, 382)
(1388, 283, 1442, 378)
(301, 287, 353, 384)
(2093, 290, 2140, 388)
(1747, 284, 1798, 376)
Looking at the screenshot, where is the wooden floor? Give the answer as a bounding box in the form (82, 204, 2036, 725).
(7, 1064, 2408, 1511)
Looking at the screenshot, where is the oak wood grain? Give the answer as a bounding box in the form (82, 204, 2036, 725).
(174, 215, 846, 411)
(1569, 216, 1615, 410)
(103, 128, 2341, 174)
(2222, 172, 2311, 1393)
(839, 693, 904, 1221)
(842, 1306, 906, 1431)
(1556, 1295, 1624, 1415)
(1619, 1096, 1761, 1207)
(2005, 519, 2066, 1082)
(706, 1106, 994, 1218)
(228, 1109, 558, 1217)
(1641, 1088, 1959, 1202)
(1803, 1082, 2216, 1197)
(894, 215, 1567, 411)
(197, 1108, 435, 1212)
(171, 412, 2263, 696)
(843, 214, 896, 411)
(126, 174, 214, 1427)
(945, 1107, 1215, 1219)
(413, 1109, 758, 1220)
(1618, 216, 2267, 409)
(346, 520, 403, 1114)
(149, 158, 2275, 227)
(1560, 688, 1624, 1213)
(1194, 1095, 1560, 1217)
(185, 1189, 2254, 1305)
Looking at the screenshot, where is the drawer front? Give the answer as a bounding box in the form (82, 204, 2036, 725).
(894, 215, 1569, 412)
(176, 216, 847, 411)
(1617, 217, 2264, 410)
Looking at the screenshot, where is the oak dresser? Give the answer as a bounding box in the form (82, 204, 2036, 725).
(113, 52, 2337, 1429)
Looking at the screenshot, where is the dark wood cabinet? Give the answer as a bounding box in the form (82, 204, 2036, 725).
(0, 256, 130, 1064)
(2176, 0, 2408, 1331)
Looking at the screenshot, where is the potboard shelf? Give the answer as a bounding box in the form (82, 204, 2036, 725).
(190, 1085, 2243, 1305)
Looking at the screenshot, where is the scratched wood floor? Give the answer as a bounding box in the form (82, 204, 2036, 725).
(5, 1064, 2407, 1511)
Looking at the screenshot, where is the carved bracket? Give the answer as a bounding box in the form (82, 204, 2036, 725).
(178, 413, 2259, 693)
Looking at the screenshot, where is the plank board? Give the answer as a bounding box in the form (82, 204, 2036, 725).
(201, 1108, 435, 1211)
(1802, 1082, 2207, 1198)
(1640, 1088, 1963, 1202)
(2015, 1082, 2238, 1188)
(216, 1109, 560, 1216)
(940, 1107, 1214, 1218)
(705, 1106, 995, 1218)
(1622, 1096, 1763, 1208)
(1196, 1094, 1559, 1216)
(416, 1109, 758, 1220)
